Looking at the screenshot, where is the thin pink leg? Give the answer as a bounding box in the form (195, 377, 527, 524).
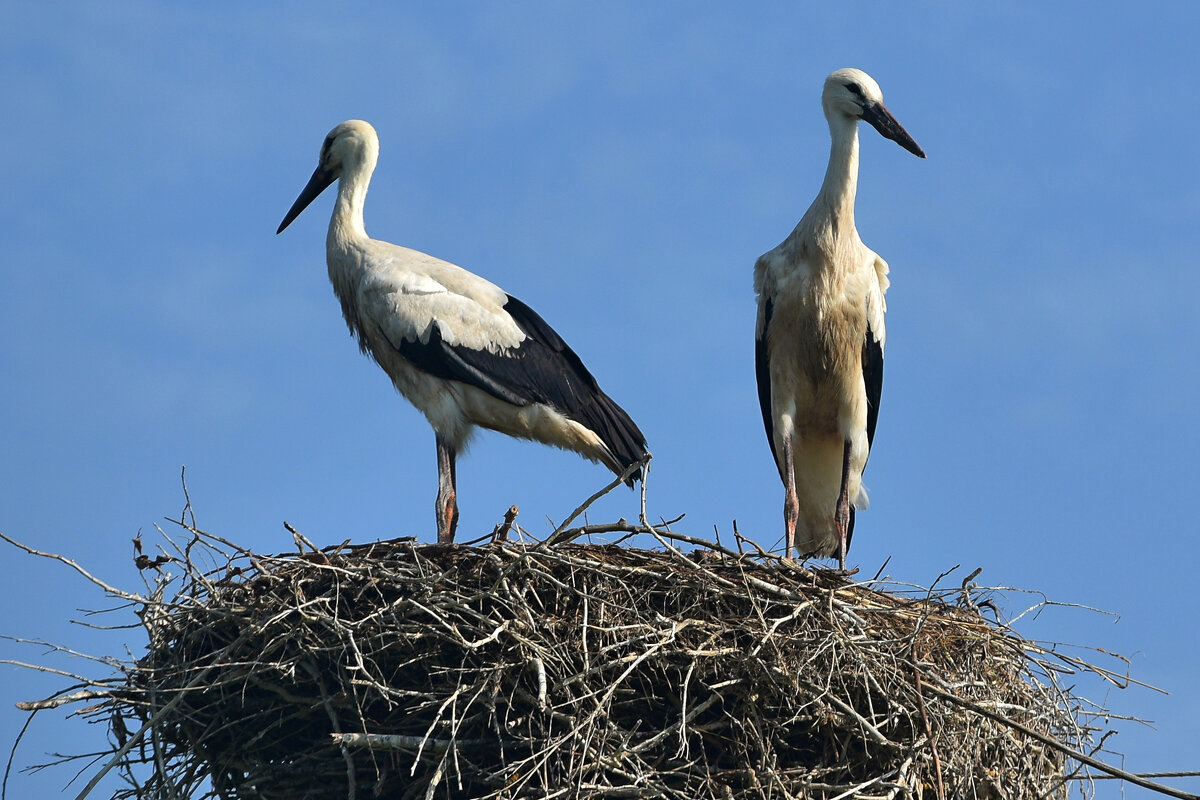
(833, 440, 851, 571)
(782, 436, 799, 558)
(435, 436, 459, 544)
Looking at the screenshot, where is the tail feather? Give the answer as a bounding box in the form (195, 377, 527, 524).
(585, 390, 648, 485)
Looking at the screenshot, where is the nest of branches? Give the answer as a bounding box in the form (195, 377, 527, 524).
(28, 511, 1120, 800)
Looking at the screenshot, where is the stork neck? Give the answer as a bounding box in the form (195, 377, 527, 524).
(813, 114, 861, 228)
(329, 169, 370, 248)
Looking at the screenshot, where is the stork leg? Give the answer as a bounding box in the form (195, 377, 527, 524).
(781, 435, 799, 558)
(834, 440, 852, 571)
(435, 436, 459, 544)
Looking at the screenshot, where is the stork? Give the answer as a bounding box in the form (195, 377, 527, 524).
(277, 120, 648, 544)
(754, 69, 924, 569)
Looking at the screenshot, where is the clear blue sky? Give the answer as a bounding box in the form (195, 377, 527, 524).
(2, 3, 1197, 797)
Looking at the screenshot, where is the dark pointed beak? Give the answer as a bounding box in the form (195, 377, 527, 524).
(861, 102, 926, 158)
(276, 163, 337, 234)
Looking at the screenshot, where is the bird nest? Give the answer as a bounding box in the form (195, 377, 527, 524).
(6, 510, 1145, 800)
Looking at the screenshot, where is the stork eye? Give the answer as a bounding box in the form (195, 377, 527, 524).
(846, 82, 863, 96)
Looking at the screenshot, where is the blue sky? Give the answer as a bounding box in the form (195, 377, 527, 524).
(2, 3, 1197, 797)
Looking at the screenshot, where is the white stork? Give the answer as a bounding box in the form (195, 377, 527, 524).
(277, 120, 648, 544)
(754, 69, 924, 569)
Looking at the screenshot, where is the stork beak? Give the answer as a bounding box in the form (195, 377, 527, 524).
(276, 163, 337, 234)
(861, 102, 926, 158)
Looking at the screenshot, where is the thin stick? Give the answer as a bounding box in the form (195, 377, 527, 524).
(0, 532, 142, 602)
(1089, 772, 1200, 780)
(331, 733, 490, 751)
(544, 456, 648, 547)
(921, 681, 1200, 800)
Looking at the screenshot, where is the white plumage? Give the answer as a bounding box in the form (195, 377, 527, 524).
(278, 120, 647, 543)
(754, 69, 924, 569)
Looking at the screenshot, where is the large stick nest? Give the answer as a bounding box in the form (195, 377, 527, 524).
(83, 518, 1109, 800)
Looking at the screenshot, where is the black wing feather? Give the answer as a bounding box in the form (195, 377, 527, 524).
(397, 321, 527, 407)
(847, 313, 884, 554)
(862, 320, 884, 455)
(755, 298, 783, 481)
(396, 294, 647, 481)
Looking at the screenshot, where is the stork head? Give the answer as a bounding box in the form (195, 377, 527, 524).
(823, 68, 925, 158)
(277, 119, 380, 234)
